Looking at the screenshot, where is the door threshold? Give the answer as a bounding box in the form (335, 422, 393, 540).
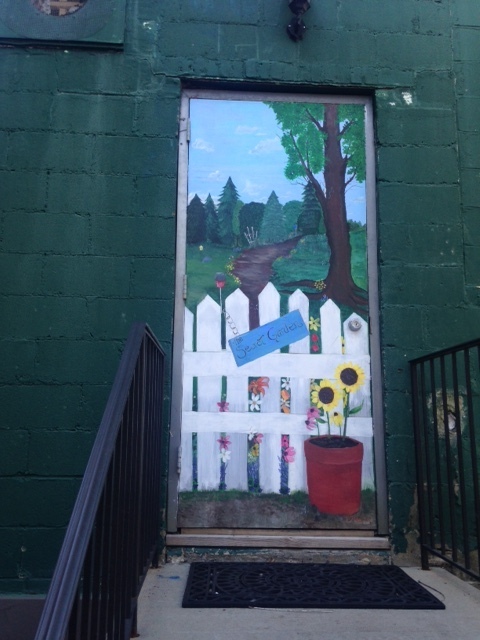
(166, 532, 390, 550)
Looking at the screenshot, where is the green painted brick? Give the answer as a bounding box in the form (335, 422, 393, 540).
(218, 25, 260, 60)
(379, 223, 463, 266)
(7, 132, 95, 173)
(375, 33, 451, 71)
(41, 256, 132, 297)
(51, 94, 135, 135)
(338, 0, 419, 34)
(381, 265, 465, 306)
(130, 257, 175, 298)
(0, 92, 53, 130)
(0, 131, 7, 168)
(92, 136, 177, 177)
(55, 52, 154, 95)
(460, 169, 480, 208)
(380, 306, 425, 349)
(180, 0, 261, 24)
(0, 341, 37, 385)
(383, 391, 413, 438)
(377, 184, 461, 225)
(85, 298, 174, 340)
(0, 296, 89, 339)
(458, 132, 480, 169)
(134, 176, 177, 217)
(134, 96, 180, 137)
(0, 478, 80, 527)
(0, 172, 47, 211)
(454, 61, 480, 97)
(454, 4, 480, 27)
(160, 23, 220, 58)
(376, 108, 456, 146)
(379, 346, 418, 392)
(386, 435, 416, 483)
(414, 71, 456, 108)
(0, 254, 43, 295)
(0, 431, 29, 475)
(463, 208, 480, 246)
(3, 212, 89, 254)
(423, 305, 480, 348)
(90, 215, 176, 256)
(453, 26, 480, 62)
(11, 527, 66, 581)
(464, 246, 480, 286)
(457, 97, 480, 132)
(48, 173, 135, 216)
(0, 384, 85, 431)
(34, 340, 122, 385)
(377, 146, 459, 184)
(28, 431, 94, 476)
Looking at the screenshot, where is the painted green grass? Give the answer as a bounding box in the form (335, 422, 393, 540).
(186, 244, 241, 310)
(186, 229, 367, 313)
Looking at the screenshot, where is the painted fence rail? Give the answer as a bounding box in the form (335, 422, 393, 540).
(180, 283, 374, 494)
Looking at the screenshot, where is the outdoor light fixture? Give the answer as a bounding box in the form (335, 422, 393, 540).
(287, 0, 311, 42)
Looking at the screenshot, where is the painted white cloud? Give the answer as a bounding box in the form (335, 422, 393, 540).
(242, 179, 264, 200)
(235, 125, 261, 135)
(207, 170, 222, 181)
(192, 138, 214, 152)
(248, 137, 282, 155)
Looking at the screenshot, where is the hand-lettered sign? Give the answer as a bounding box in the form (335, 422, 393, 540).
(228, 310, 309, 367)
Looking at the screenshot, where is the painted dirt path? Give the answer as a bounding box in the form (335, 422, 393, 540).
(232, 236, 302, 328)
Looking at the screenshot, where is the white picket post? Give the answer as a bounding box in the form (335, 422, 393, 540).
(196, 295, 222, 490)
(179, 307, 194, 491)
(321, 299, 343, 354)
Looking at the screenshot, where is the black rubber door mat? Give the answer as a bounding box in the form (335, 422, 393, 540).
(182, 562, 445, 609)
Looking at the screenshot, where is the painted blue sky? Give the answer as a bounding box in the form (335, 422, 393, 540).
(187, 98, 366, 224)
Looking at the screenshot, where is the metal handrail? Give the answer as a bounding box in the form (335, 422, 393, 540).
(35, 323, 166, 639)
(411, 338, 480, 581)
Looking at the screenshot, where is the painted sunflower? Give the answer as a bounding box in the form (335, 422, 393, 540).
(334, 362, 365, 393)
(311, 379, 341, 410)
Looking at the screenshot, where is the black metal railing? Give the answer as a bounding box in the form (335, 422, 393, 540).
(35, 323, 166, 640)
(411, 338, 480, 581)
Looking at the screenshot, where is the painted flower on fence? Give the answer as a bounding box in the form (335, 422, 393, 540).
(248, 377, 270, 412)
(279, 435, 296, 495)
(248, 377, 270, 396)
(309, 316, 320, 353)
(217, 401, 229, 412)
(307, 363, 365, 439)
(247, 429, 263, 493)
(280, 377, 291, 414)
(217, 433, 231, 490)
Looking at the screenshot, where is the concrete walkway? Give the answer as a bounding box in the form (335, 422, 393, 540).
(137, 562, 480, 640)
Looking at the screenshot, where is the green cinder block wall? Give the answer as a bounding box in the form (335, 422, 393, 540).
(0, 0, 479, 592)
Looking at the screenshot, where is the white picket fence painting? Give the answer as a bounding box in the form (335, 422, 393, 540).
(180, 283, 375, 495)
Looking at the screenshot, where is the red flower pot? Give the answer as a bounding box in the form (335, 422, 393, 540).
(304, 436, 363, 515)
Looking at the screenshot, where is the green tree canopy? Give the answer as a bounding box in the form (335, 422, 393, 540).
(267, 101, 367, 312)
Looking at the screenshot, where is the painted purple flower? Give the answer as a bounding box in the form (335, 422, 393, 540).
(283, 446, 296, 463)
(217, 401, 229, 412)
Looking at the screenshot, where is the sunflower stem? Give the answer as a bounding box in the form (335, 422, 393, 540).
(343, 391, 350, 439)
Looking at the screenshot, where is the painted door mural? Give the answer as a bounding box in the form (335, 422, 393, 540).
(173, 91, 381, 531)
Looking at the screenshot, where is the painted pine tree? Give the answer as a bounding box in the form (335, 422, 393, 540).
(259, 191, 287, 245)
(187, 194, 207, 244)
(205, 193, 220, 244)
(298, 181, 325, 235)
(217, 177, 239, 247)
